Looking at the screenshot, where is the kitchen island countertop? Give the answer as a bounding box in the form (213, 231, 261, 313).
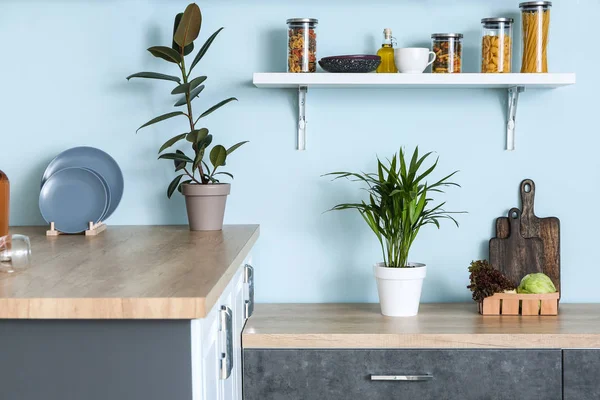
(0, 225, 259, 319)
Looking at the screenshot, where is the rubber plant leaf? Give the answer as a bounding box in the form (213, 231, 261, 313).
(159, 152, 194, 163)
(159, 133, 188, 153)
(147, 46, 182, 64)
(198, 97, 237, 119)
(126, 72, 181, 83)
(171, 76, 207, 95)
(226, 141, 248, 155)
(174, 85, 205, 107)
(174, 3, 201, 47)
(209, 145, 227, 168)
(172, 13, 194, 56)
(167, 174, 185, 198)
(137, 111, 186, 132)
(189, 27, 224, 74)
(174, 150, 187, 171)
(186, 128, 209, 143)
(178, 179, 193, 193)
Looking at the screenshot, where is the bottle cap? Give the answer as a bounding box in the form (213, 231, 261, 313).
(383, 28, 392, 39)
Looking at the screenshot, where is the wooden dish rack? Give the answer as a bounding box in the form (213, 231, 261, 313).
(46, 221, 106, 237)
(479, 292, 559, 316)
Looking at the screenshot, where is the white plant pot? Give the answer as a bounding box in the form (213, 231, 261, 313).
(373, 262, 427, 317)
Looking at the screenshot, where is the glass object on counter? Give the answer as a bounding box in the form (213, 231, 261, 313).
(287, 18, 318, 73)
(520, 1, 552, 73)
(481, 18, 514, 73)
(376, 28, 398, 73)
(0, 170, 8, 238)
(431, 33, 463, 73)
(0, 234, 31, 273)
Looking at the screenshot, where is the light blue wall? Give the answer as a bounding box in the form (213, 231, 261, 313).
(2, 0, 590, 302)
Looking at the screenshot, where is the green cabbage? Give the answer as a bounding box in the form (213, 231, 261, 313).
(517, 273, 557, 294)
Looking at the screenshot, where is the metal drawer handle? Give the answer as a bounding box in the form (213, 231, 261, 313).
(219, 306, 233, 380)
(371, 375, 433, 381)
(243, 264, 255, 319)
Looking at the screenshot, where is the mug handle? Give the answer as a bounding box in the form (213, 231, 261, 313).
(426, 51, 437, 67)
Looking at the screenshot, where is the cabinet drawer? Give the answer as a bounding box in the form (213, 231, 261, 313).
(564, 349, 600, 400)
(243, 349, 561, 400)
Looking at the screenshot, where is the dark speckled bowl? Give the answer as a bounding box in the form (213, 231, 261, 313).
(318, 55, 382, 73)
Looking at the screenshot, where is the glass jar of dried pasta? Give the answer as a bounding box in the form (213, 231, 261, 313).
(519, 1, 552, 73)
(481, 18, 514, 73)
(431, 33, 463, 73)
(287, 18, 318, 73)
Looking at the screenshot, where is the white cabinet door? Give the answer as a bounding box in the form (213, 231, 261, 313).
(192, 253, 253, 400)
(191, 300, 220, 400)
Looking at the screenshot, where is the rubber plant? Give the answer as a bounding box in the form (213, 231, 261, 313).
(326, 147, 463, 268)
(127, 3, 247, 198)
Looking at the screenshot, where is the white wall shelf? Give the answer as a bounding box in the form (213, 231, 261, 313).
(252, 73, 576, 150)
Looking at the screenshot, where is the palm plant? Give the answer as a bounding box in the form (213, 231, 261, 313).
(127, 3, 247, 198)
(326, 147, 463, 268)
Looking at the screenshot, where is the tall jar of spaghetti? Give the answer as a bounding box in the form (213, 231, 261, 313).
(287, 18, 318, 73)
(520, 1, 552, 73)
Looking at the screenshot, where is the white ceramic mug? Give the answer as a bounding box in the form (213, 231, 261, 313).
(394, 48, 436, 73)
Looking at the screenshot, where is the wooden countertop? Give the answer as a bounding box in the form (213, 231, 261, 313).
(243, 303, 600, 349)
(0, 225, 259, 319)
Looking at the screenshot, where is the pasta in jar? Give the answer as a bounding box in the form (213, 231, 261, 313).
(431, 33, 463, 74)
(520, 1, 552, 73)
(287, 18, 318, 73)
(481, 18, 514, 73)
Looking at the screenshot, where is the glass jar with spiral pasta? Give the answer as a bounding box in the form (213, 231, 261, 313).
(520, 1, 552, 73)
(431, 33, 463, 73)
(287, 18, 318, 73)
(481, 18, 514, 73)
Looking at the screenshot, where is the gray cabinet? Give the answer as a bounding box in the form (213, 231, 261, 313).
(243, 349, 562, 400)
(564, 349, 600, 400)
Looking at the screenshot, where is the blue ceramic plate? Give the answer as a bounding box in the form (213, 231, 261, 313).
(39, 167, 108, 234)
(41, 147, 124, 220)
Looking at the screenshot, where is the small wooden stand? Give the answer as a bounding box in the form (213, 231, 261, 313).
(479, 292, 560, 316)
(46, 222, 107, 237)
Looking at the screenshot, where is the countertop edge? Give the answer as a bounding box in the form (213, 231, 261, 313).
(242, 333, 600, 349)
(201, 225, 260, 317)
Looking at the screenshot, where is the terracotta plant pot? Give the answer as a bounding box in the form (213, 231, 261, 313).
(181, 183, 230, 231)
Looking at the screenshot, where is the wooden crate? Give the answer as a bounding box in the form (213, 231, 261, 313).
(479, 292, 560, 316)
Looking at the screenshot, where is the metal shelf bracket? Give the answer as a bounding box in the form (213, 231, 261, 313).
(297, 86, 308, 150)
(506, 86, 525, 151)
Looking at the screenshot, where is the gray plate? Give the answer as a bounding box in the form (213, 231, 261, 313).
(39, 167, 108, 234)
(41, 147, 124, 220)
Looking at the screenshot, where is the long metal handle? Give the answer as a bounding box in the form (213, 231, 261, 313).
(244, 264, 255, 319)
(219, 306, 233, 380)
(371, 375, 433, 381)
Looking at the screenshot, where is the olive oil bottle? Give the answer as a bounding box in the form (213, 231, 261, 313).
(376, 28, 397, 73)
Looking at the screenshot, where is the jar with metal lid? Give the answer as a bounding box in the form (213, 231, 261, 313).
(520, 1, 552, 73)
(287, 18, 318, 73)
(481, 18, 514, 73)
(431, 33, 463, 73)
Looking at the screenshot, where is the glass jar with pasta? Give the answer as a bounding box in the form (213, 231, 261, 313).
(287, 18, 318, 73)
(481, 18, 514, 73)
(431, 33, 463, 73)
(520, 1, 552, 73)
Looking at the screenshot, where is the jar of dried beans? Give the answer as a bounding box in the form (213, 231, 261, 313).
(481, 18, 514, 73)
(287, 18, 318, 73)
(431, 33, 463, 73)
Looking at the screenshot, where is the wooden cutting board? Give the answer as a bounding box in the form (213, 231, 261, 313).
(496, 179, 561, 292)
(490, 208, 545, 287)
